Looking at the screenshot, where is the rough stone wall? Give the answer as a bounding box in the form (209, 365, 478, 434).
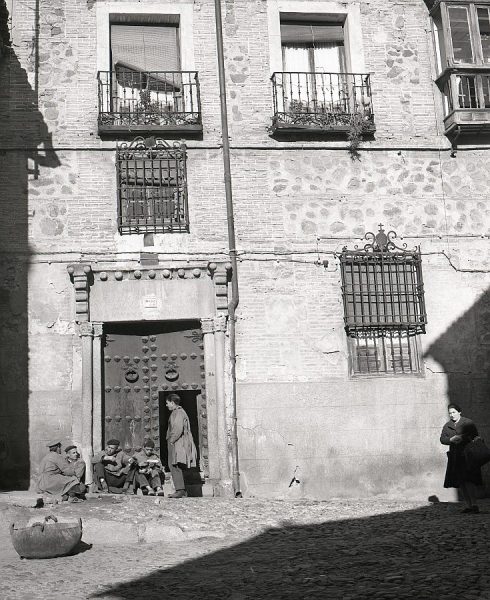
(0, 0, 489, 498)
(220, 0, 490, 499)
(0, 0, 231, 486)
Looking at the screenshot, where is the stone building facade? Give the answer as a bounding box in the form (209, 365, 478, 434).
(0, 0, 489, 499)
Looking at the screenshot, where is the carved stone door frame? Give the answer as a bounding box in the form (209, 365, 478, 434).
(67, 262, 233, 494)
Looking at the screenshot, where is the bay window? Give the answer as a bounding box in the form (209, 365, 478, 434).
(425, 1, 490, 139)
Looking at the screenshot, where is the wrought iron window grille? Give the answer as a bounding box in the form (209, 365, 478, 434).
(116, 137, 189, 235)
(338, 225, 427, 337)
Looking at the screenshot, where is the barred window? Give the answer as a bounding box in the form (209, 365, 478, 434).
(339, 226, 427, 377)
(348, 330, 423, 376)
(116, 137, 189, 235)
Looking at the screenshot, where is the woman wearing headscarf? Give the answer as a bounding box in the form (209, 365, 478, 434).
(440, 403, 482, 513)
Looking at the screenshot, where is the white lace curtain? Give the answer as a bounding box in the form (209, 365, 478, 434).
(281, 43, 345, 108)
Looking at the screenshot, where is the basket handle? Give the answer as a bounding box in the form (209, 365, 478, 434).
(10, 515, 75, 534)
(31, 515, 58, 532)
(44, 515, 58, 524)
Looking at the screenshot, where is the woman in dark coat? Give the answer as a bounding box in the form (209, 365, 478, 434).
(440, 403, 482, 513)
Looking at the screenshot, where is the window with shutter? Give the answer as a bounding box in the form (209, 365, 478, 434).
(97, 14, 201, 133)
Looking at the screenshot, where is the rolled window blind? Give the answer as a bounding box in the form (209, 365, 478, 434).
(280, 23, 344, 45)
(110, 24, 180, 72)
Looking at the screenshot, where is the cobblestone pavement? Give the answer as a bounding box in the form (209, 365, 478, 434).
(1, 497, 490, 599)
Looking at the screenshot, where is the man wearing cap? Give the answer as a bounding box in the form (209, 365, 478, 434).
(166, 393, 197, 498)
(131, 439, 165, 496)
(37, 441, 87, 502)
(63, 445, 86, 481)
(91, 439, 135, 493)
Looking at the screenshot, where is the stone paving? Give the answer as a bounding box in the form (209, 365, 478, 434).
(1, 496, 490, 599)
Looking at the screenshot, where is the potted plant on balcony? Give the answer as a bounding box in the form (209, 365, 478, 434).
(287, 99, 312, 125)
(136, 90, 163, 126)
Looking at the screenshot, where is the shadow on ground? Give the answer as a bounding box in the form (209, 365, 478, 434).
(67, 540, 93, 557)
(91, 503, 490, 599)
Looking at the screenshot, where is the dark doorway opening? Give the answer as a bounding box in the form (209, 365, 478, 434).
(160, 390, 203, 497)
(104, 319, 201, 337)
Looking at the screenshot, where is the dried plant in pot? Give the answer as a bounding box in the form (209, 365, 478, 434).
(348, 111, 373, 160)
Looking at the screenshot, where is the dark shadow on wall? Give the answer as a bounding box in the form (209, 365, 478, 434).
(0, 22, 60, 488)
(424, 288, 490, 492)
(90, 503, 490, 599)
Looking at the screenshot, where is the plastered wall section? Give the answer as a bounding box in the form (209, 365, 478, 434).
(234, 255, 490, 499)
(230, 147, 490, 498)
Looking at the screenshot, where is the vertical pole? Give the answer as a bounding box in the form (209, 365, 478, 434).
(79, 322, 94, 485)
(214, 314, 233, 496)
(213, 0, 241, 497)
(92, 322, 104, 454)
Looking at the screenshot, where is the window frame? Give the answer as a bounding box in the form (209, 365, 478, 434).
(267, 1, 366, 75)
(96, 2, 195, 74)
(279, 19, 347, 73)
(430, 1, 490, 74)
(347, 330, 424, 378)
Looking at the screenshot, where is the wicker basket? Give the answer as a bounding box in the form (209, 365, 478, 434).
(10, 515, 82, 559)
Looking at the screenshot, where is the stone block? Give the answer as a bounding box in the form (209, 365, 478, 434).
(141, 522, 185, 543)
(82, 519, 139, 545)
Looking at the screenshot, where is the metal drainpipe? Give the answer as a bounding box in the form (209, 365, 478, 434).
(213, 0, 241, 496)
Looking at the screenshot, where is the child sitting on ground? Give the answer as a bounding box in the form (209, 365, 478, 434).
(131, 439, 165, 496)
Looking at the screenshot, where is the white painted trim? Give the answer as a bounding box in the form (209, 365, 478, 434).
(267, 0, 366, 74)
(96, 2, 195, 73)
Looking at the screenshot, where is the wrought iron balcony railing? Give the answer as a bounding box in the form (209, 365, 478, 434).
(98, 70, 202, 133)
(437, 70, 490, 138)
(271, 72, 375, 134)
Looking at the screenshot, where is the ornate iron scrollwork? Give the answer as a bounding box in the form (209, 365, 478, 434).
(357, 224, 409, 253)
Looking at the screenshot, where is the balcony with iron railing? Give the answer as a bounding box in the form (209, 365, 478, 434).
(98, 70, 202, 134)
(437, 70, 490, 139)
(270, 72, 375, 135)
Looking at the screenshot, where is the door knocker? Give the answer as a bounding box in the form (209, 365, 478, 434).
(125, 369, 139, 383)
(165, 363, 179, 381)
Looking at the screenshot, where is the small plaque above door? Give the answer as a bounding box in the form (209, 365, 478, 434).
(143, 295, 157, 309)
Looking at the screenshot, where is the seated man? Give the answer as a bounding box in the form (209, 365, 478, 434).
(63, 444, 86, 482)
(38, 440, 87, 502)
(131, 439, 165, 496)
(91, 439, 134, 493)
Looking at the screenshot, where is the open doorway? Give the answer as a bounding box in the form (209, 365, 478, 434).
(159, 390, 203, 497)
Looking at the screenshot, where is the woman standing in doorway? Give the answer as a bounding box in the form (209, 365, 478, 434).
(440, 403, 482, 513)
